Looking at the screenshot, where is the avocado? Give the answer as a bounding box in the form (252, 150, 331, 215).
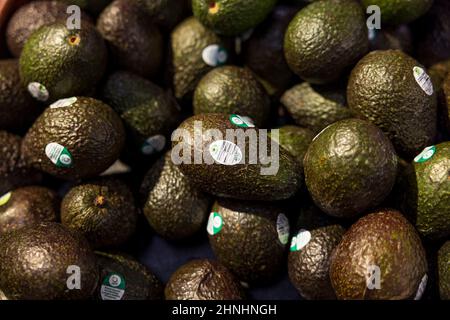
(136, 0, 167, 16)
(22, 97, 125, 180)
(442, 73, 450, 135)
(303, 119, 398, 218)
(61, 178, 137, 248)
(141, 151, 211, 241)
(165, 259, 245, 300)
(170, 16, 229, 99)
(19, 22, 107, 103)
(0, 59, 40, 133)
(192, 0, 277, 36)
(0, 222, 98, 300)
(361, 0, 433, 25)
(97, 0, 163, 78)
(281, 82, 353, 134)
(400, 142, 450, 240)
(193, 66, 270, 126)
(368, 25, 413, 54)
(438, 241, 450, 300)
(284, 0, 368, 84)
(429, 60, 450, 90)
(57, 0, 112, 15)
(149, 0, 190, 31)
(347, 50, 437, 158)
(208, 199, 289, 283)
(96, 251, 163, 300)
(270, 125, 314, 167)
(173, 113, 302, 201)
(288, 224, 345, 300)
(0, 186, 59, 235)
(330, 209, 428, 300)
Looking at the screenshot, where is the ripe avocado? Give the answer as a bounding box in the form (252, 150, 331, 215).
(141, 151, 211, 241)
(284, 0, 368, 84)
(173, 113, 302, 201)
(361, 0, 433, 25)
(438, 241, 450, 300)
(165, 259, 244, 300)
(208, 199, 289, 283)
(192, 0, 277, 36)
(21, 97, 125, 180)
(303, 119, 398, 218)
(0, 186, 59, 235)
(0, 223, 98, 300)
(270, 125, 314, 167)
(19, 22, 107, 103)
(347, 50, 437, 158)
(96, 251, 163, 300)
(193, 66, 270, 126)
(329, 209, 428, 300)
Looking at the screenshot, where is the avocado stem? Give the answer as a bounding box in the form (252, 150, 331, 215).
(94, 195, 106, 207)
(209, 2, 219, 14)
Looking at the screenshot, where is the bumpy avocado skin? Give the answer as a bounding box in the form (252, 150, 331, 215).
(270, 125, 314, 167)
(165, 259, 244, 300)
(19, 23, 107, 103)
(438, 241, 450, 300)
(141, 152, 211, 241)
(0, 186, 59, 235)
(21, 97, 125, 180)
(0, 223, 99, 300)
(330, 209, 428, 300)
(96, 252, 163, 300)
(348, 50, 437, 158)
(362, 0, 433, 25)
(284, 0, 368, 84)
(442, 73, 450, 135)
(304, 119, 398, 218)
(192, 0, 277, 36)
(193, 66, 270, 126)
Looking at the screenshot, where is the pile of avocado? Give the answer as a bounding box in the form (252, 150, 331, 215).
(0, 0, 449, 301)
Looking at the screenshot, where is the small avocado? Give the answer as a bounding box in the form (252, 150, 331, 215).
(330, 209, 428, 300)
(361, 0, 433, 25)
(368, 25, 413, 54)
(57, 0, 112, 15)
(438, 241, 450, 300)
(284, 0, 368, 84)
(173, 113, 302, 201)
(96, 251, 163, 300)
(207, 199, 290, 283)
(348, 50, 437, 158)
(97, 0, 163, 78)
(270, 125, 314, 167)
(193, 66, 270, 126)
(22, 97, 125, 180)
(141, 151, 211, 241)
(192, 0, 277, 36)
(165, 259, 244, 300)
(304, 119, 398, 218)
(0, 186, 59, 235)
(61, 178, 137, 248)
(0, 222, 98, 300)
(281, 82, 353, 134)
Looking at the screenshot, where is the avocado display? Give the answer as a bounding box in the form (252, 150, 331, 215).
(193, 66, 270, 126)
(173, 113, 302, 201)
(270, 125, 314, 167)
(97, 0, 163, 78)
(281, 82, 353, 134)
(0, 223, 98, 300)
(361, 0, 433, 25)
(96, 251, 163, 300)
(368, 25, 413, 54)
(284, 0, 368, 84)
(192, 0, 277, 36)
(303, 119, 398, 218)
(141, 151, 211, 241)
(22, 97, 125, 180)
(0, 186, 59, 235)
(165, 259, 244, 300)
(438, 241, 450, 300)
(348, 50, 437, 158)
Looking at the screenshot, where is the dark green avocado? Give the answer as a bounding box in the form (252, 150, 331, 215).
(361, 0, 433, 25)
(438, 241, 450, 300)
(368, 25, 413, 54)
(442, 72, 450, 135)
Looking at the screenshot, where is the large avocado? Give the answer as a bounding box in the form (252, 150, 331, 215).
(438, 241, 450, 300)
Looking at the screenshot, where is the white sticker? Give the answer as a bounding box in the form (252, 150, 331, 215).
(100, 273, 125, 300)
(27, 82, 49, 101)
(202, 44, 228, 67)
(209, 140, 243, 166)
(207, 212, 223, 236)
(50, 97, 77, 109)
(414, 274, 428, 300)
(45, 143, 73, 168)
(229, 114, 255, 128)
(0, 192, 12, 206)
(413, 67, 433, 96)
(414, 145, 436, 163)
(276, 214, 290, 245)
(290, 229, 311, 252)
(141, 135, 166, 155)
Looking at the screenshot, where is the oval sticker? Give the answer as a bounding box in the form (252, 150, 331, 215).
(414, 146, 436, 163)
(0, 192, 12, 206)
(202, 44, 228, 67)
(277, 214, 290, 245)
(290, 229, 311, 252)
(413, 67, 433, 96)
(207, 212, 223, 236)
(209, 140, 242, 166)
(100, 273, 126, 300)
(28, 82, 49, 101)
(229, 114, 255, 128)
(141, 135, 166, 155)
(50, 97, 77, 109)
(45, 143, 73, 168)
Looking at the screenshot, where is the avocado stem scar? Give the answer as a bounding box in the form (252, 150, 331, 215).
(94, 195, 105, 207)
(209, 2, 219, 14)
(68, 35, 81, 46)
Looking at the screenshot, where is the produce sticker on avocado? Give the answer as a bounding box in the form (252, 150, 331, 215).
(413, 66, 433, 96)
(276, 214, 290, 245)
(50, 97, 77, 109)
(414, 274, 428, 300)
(27, 82, 49, 102)
(202, 44, 228, 67)
(45, 143, 73, 168)
(229, 114, 255, 128)
(100, 273, 126, 300)
(414, 146, 436, 163)
(290, 229, 311, 252)
(0, 192, 12, 207)
(209, 140, 243, 165)
(207, 212, 223, 236)
(141, 135, 166, 155)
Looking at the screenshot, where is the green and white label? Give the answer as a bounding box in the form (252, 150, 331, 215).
(414, 274, 428, 300)
(209, 140, 242, 166)
(290, 229, 311, 252)
(207, 212, 223, 236)
(202, 44, 228, 67)
(45, 143, 73, 168)
(141, 135, 166, 155)
(0, 192, 12, 206)
(27, 82, 49, 101)
(100, 273, 126, 300)
(229, 114, 255, 128)
(414, 146, 436, 163)
(50, 97, 77, 109)
(413, 67, 433, 96)
(276, 214, 290, 245)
